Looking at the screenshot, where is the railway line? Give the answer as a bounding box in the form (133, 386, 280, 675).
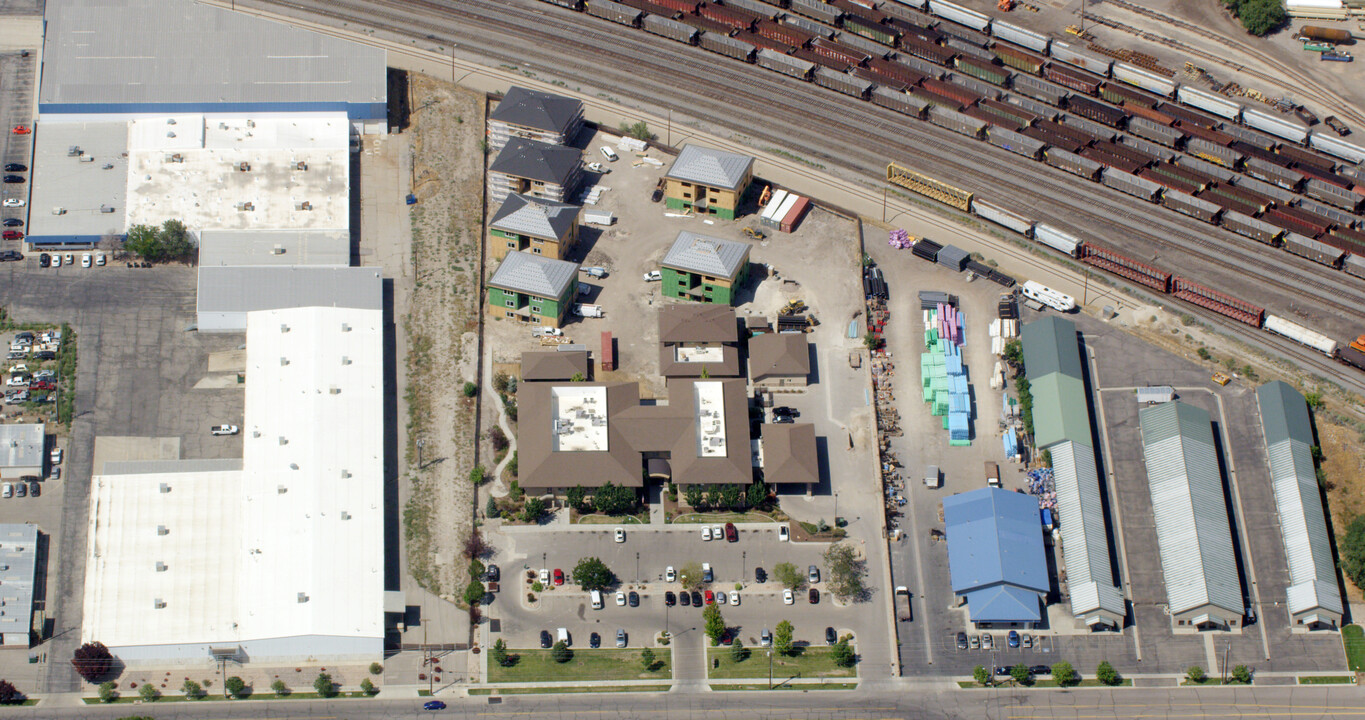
(239, 0, 1365, 395)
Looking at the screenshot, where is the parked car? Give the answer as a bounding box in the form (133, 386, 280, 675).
(772, 415, 795, 424)
(665, 565, 675, 583)
(210, 425, 239, 435)
(81, 253, 91, 268)
(956, 632, 968, 650)
(2, 230, 22, 240)
(2, 483, 12, 498)
(10, 126, 30, 134)
(95, 252, 106, 266)
(981, 634, 993, 650)
(616, 629, 627, 648)
(614, 527, 625, 543)
(665, 591, 676, 606)
(2, 176, 24, 184)
(3, 164, 25, 172)
(679, 590, 691, 607)
(47, 466, 58, 481)
(808, 565, 821, 583)
(538, 567, 549, 584)
(783, 589, 794, 605)
(702, 526, 712, 541)
(642, 270, 662, 282)
(724, 522, 737, 542)
(755, 567, 766, 583)
(590, 632, 601, 649)
(63, 253, 72, 265)
(2, 199, 25, 207)
(772, 406, 798, 418)
(28, 481, 39, 497)
(38, 253, 48, 268)
(760, 629, 772, 647)
(704, 590, 714, 605)
(553, 568, 564, 586)
(1, 218, 19, 227)
(1030, 665, 1051, 675)
(969, 635, 980, 649)
(424, 700, 447, 711)
(532, 326, 563, 337)
(14, 483, 24, 498)
(600, 146, 619, 162)
(5, 375, 29, 387)
(540, 630, 552, 648)
(628, 591, 639, 607)
(729, 590, 740, 605)
(1022, 634, 1033, 649)
(809, 588, 819, 604)
(702, 562, 713, 583)
(1008, 630, 1020, 648)
(778, 525, 790, 542)
(827, 627, 838, 645)
(615, 591, 626, 606)
(995, 666, 1012, 677)
(690, 590, 702, 606)
(50, 253, 60, 266)
(0, 250, 19, 262)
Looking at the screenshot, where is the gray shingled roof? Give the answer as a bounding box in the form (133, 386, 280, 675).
(491, 87, 583, 135)
(490, 194, 578, 241)
(661, 231, 750, 279)
(665, 145, 754, 191)
(489, 138, 582, 185)
(489, 251, 579, 299)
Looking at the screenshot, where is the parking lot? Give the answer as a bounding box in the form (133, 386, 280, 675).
(0, 48, 34, 241)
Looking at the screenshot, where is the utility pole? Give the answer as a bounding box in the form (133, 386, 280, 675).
(417, 438, 425, 470)
(1082, 268, 1091, 307)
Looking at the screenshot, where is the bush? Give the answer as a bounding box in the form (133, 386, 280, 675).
(641, 648, 657, 671)
(551, 640, 572, 663)
(773, 562, 803, 589)
(1231, 664, 1252, 684)
(181, 679, 204, 699)
(225, 676, 247, 698)
(360, 678, 376, 695)
(314, 673, 336, 698)
(0, 680, 21, 705)
(619, 121, 655, 141)
(485, 496, 500, 518)
(469, 465, 486, 486)
(463, 381, 478, 398)
(1096, 660, 1120, 686)
(567, 485, 589, 513)
(490, 427, 508, 452)
(98, 681, 117, 703)
(1341, 516, 1365, 593)
(138, 684, 160, 702)
(1197, 347, 1212, 360)
(506, 451, 518, 477)
(685, 485, 704, 510)
(1187, 665, 1206, 684)
(493, 373, 511, 394)
(270, 679, 288, 696)
(520, 497, 545, 523)
(592, 482, 638, 516)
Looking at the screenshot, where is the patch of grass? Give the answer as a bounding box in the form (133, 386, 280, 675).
(707, 647, 855, 680)
(672, 512, 776, 524)
(715, 682, 857, 691)
(489, 649, 671, 683)
(575, 513, 646, 525)
(85, 690, 372, 704)
(958, 679, 1132, 689)
(1344, 625, 1365, 672)
(1299, 675, 1354, 685)
(469, 685, 671, 695)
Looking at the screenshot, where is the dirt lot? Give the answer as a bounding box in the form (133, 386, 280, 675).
(401, 75, 485, 601)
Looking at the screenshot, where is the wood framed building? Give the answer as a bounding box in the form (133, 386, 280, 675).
(488, 86, 584, 151)
(489, 193, 580, 261)
(663, 145, 755, 219)
(488, 138, 583, 203)
(660, 231, 751, 305)
(486, 251, 579, 328)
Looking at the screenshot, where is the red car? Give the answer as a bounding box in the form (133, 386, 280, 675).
(2, 231, 22, 240)
(29, 381, 53, 391)
(553, 568, 564, 586)
(704, 590, 715, 605)
(10, 126, 29, 135)
(725, 522, 738, 542)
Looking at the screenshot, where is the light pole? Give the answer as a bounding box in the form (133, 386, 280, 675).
(834, 492, 839, 526)
(635, 552, 640, 583)
(742, 551, 747, 583)
(416, 438, 425, 470)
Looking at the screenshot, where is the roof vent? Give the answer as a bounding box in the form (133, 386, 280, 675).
(280, 324, 290, 333)
(166, 131, 176, 138)
(278, 436, 288, 446)
(341, 511, 352, 520)
(329, 386, 340, 395)
(295, 201, 312, 211)
(280, 357, 289, 366)
(296, 592, 309, 603)
(159, 483, 170, 494)
(99, 205, 115, 213)
(166, 118, 176, 125)
(341, 323, 351, 332)
(289, 463, 299, 470)
(154, 598, 166, 609)
(251, 430, 261, 438)
(341, 356, 351, 365)
(271, 245, 285, 255)
(340, 470, 351, 479)
(236, 202, 255, 211)
(156, 525, 168, 536)
(155, 561, 167, 572)
(238, 162, 250, 172)
(247, 120, 256, 128)
(67, 145, 82, 157)
(295, 161, 307, 171)
(277, 485, 287, 494)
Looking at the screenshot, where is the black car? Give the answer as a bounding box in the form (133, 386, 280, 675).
(772, 415, 795, 424)
(679, 591, 691, 607)
(690, 591, 703, 607)
(1030, 665, 1051, 675)
(2, 176, 23, 184)
(995, 666, 1013, 677)
(540, 630, 552, 649)
(755, 567, 767, 583)
(589, 632, 601, 649)
(485, 563, 500, 582)
(628, 591, 639, 607)
(664, 591, 676, 606)
(3, 164, 24, 172)
(2, 218, 21, 227)
(0, 250, 20, 262)
(772, 406, 798, 418)
(826, 627, 837, 645)
(809, 588, 819, 604)
(28, 481, 38, 497)
(956, 632, 968, 650)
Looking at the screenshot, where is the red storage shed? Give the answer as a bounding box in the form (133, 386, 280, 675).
(780, 196, 810, 232)
(601, 331, 616, 372)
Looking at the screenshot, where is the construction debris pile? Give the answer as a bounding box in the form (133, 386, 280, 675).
(888, 228, 915, 249)
(1026, 467, 1057, 512)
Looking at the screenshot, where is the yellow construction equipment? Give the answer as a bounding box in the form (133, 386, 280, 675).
(1065, 25, 1090, 39)
(743, 227, 767, 241)
(1212, 372, 1231, 386)
(779, 299, 807, 316)
(758, 184, 772, 208)
(997, 0, 1014, 10)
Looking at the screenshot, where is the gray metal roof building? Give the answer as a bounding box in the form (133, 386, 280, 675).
(195, 266, 382, 333)
(1139, 401, 1243, 629)
(40, 0, 386, 122)
(1020, 318, 1123, 628)
(487, 251, 578, 300)
(661, 231, 751, 280)
(665, 145, 755, 191)
(1256, 381, 1343, 628)
(197, 230, 351, 268)
(490, 195, 579, 242)
(489, 139, 583, 186)
(0, 524, 37, 647)
(24, 121, 130, 248)
(0, 424, 45, 480)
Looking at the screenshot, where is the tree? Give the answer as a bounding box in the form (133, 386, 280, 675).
(464, 578, 487, 606)
(1003, 340, 1023, 369)
(1231, 664, 1252, 684)
(863, 331, 883, 352)
(640, 647, 657, 671)
(464, 532, 489, 560)
(463, 381, 478, 398)
(1186, 665, 1206, 684)
(138, 683, 160, 702)
(703, 604, 725, 645)
(592, 482, 638, 516)
(823, 542, 868, 601)
(679, 561, 704, 590)
(718, 484, 743, 511)
(521, 496, 546, 523)
(973, 665, 991, 687)
(572, 556, 615, 591)
(551, 640, 572, 663)
(71, 642, 115, 683)
(469, 465, 486, 486)
(489, 427, 509, 452)
(1052, 661, 1077, 687)
(773, 562, 803, 589)
(506, 451, 519, 477)
(470, 559, 486, 580)
(182, 679, 204, 699)
(731, 637, 747, 662)
(370, 662, 384, 675)
(491, 639, 513, 667)
(747, 480, 769, 509)
(774, 620, 795, 656)
(685, 484, 704, 509)
(1304, 392, 1324, 409)
(567, 485, 588, 513)
(1339, 515, 1365, 591)
(619, 121, 655, 141)
(314, 672, 336, 698)
(360, 678, 376, 695)
(123, 224, 160, 261)
(1096, 660, 1120, 686)
(831, 637, 855, 668)
(1237, 0, 1285, 36)
(98, 681, 117, 703)
(158, 219, 193, 261)
(1010, 663, 1032, 686)
(270, 679, 288, 696)
(485, 496, 500, 518)
(0, 680, 21, 704)
(225, 675, 247, 698)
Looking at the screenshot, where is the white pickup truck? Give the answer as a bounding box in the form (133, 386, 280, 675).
(574, 304, 604, 318)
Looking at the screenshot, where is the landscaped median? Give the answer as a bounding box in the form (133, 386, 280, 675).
(706, 647, 856, 681)
(489, 648, 672, 683)
(1343, 624, 1365, 672)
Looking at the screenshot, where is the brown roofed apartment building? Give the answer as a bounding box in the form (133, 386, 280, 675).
(658, 304, 741, 378)
(520, 349, 590, 382)
(759, 422, 820, 489)
(748, 331, 811, 387)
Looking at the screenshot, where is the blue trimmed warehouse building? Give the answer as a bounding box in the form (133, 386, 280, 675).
(943, 487, 1050, 628)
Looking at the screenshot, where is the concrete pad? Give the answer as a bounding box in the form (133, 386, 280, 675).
(206, 348, 247, 372)
(91, 436, 180, 476)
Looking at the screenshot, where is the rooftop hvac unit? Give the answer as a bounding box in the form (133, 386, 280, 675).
(166, 131, 175, 138)
(295, 201, 312, 211)
(280, 323, 290, 333)
(159, 483, 170, 494)
(279, 357, 289, 366)
(341, 512, 351, 521)
(237, 162, 250, 172)
(341, 356, 351, 365)
(219, 122, 228, 130)
(99, 205, 114, 213)
(78, 155, 93, 163)
(67, 146, 82, 157)
(340, 470, 351, 478)
(166, 118, 176, 125)
(154, 599, 166, 609)
(278, 436, 288, 445)
(297, 592, 308, 603)
(295, 161, 307, 171)
(51, 207, 65, 215)
(329, 386, 340, 395)
(155, 561, 167, 572)
(341, 323, 351, 332)
(156, 525, 168, 536)
(289, 463, 299, 470)
(236, 202, 255, 211)
(247, 120, 255, 128)
(270, 245, 285, 255)
(277, 485, 287, 494)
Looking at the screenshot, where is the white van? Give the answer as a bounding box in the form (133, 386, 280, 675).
(558, 627, 570, 646)
(590, 590, 603, 610)
(600, 146, 619, 162)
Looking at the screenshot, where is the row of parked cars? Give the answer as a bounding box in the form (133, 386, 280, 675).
(1, 155, 25, 229)
(956, 629, 1035, 651)
(38, 251, 104, 268)
(2, 447, 59, 499)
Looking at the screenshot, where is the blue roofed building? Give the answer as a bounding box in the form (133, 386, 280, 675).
(943, 487, 1050, 627)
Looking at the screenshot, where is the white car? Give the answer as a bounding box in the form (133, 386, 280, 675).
(778, 525, 790, 542)
(614, 527, 625, 543)
(63, 254, 73, 266)
(7, 364, 27, 374)
(713, 525, 724, 540)
(665, 566, 675, 583)
(51, 254, 61, 267)
(50, 448, 62, 465)
(2, 199, 23, 208)
(642, 270, 662, 282)
(1, 483, 9, 498)
(210, 425, 239, 436)
(716, 591, 726, 605)
(4, 375, 28, 387)
(585, 161, 611, 174)
(729, 591, 740, 606)
(95, 252, 106, 266)
(702, 527, 712, 541)
(81, 253, 91, 268)
(600, 146, 619, 162)
(615, 591, 626, 606)
(539, 568, 550, 585)
(783, 589, 794, 605)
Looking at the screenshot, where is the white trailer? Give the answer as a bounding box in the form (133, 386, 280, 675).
(1021, 280, 1076, 312)
(1264, 314, 1338, 356)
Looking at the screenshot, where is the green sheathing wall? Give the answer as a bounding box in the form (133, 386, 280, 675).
(662, 266, 697, 301)
(489, 283, 570, 324)
(660, 264, 747, 305)
(664, 196, 738, 220)
(488, 286, 524, 312)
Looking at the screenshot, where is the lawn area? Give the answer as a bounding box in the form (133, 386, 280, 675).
(707, 647, 855, 680)
(673, 512, 776, 524)
(470, 685, 671, 695)
(716, 682, 858, 691)
(574, 513, 646, 525)
(489, 648, 671, 683)
(1299, 676, 1355, 685)
(958, 679, 1132, 689)
(1343, 625, 1365, 672)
